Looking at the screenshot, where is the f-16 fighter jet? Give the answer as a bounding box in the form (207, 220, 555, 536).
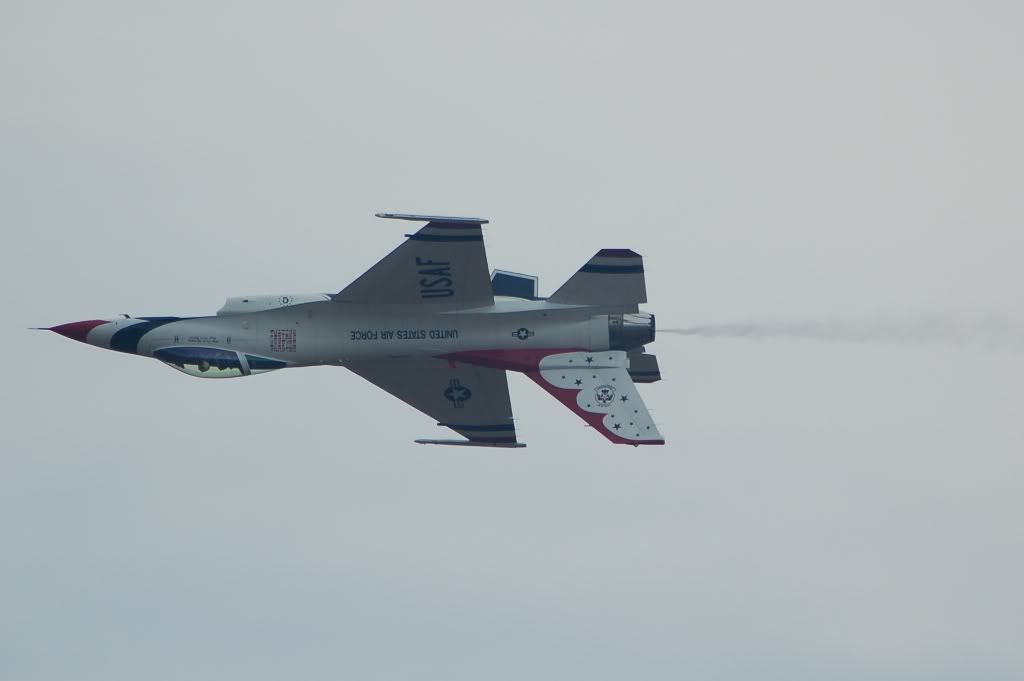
(46, 214, 663, 447)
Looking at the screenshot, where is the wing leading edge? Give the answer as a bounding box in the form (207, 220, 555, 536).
(335, 214, 494, 307)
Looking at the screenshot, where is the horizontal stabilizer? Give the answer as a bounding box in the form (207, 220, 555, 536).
(628, 351, 662, 383)
(548, 249, 647, 307)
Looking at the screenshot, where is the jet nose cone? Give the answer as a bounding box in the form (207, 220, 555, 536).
(49, 319, 107, 343)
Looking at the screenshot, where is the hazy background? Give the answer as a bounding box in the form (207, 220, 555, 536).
(2, 2, 1022, 679)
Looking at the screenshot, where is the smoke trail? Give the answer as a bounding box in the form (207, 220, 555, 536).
(661, 313, 1024, 350)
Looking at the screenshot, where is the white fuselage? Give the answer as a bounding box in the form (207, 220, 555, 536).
(83, 298, 616, 377)
(48, 212, 663, 445)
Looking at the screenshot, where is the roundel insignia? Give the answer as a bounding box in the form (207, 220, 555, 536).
(513, 327, 535, 341)
(444, 378, 472, 408)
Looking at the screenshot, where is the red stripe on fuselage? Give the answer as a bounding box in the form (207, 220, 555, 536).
(440, 349, 585, 373)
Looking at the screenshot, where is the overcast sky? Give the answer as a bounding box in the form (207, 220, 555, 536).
(2, 2, 1023, 679)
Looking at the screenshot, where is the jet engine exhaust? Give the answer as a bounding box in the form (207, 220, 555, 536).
(661, 313, 1024, 349)
(609, 313, 655, 350)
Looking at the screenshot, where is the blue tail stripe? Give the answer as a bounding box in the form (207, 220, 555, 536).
(580, 264, 644, 274)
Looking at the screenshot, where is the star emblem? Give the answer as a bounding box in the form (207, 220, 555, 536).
(443, 379, 473, 408)
(613, 423, 621, 430)
(620, 395, 629, 402)
(585, 356, 594, 364)
(574, 379, 583, 386)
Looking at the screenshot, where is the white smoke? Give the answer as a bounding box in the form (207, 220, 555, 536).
(661, 312, 1024, 350)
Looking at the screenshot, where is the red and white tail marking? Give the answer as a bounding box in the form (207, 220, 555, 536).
(528, 351, 664, 445)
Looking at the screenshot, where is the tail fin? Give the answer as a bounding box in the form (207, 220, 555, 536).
(628, 350, 662, 383)
(548, 249, 647, 306)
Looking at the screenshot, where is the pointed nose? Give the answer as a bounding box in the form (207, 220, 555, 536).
(49, 320, 108, 344)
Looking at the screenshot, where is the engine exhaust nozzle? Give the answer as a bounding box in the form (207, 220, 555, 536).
(608, 313, 655, 350)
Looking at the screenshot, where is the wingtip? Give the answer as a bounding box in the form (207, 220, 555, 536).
(376, 212, 489, 225)
(415, 438, 526, 449)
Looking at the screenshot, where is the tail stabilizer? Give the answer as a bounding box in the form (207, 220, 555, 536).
(442, 349, 664, 445)
(527, 350, 664, 445)
(628, 351, 662, 383)
(548, 249, 647, 306)
(491, 270, 539, 299)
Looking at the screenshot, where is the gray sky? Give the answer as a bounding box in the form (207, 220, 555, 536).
(2, 2, 1023, 679)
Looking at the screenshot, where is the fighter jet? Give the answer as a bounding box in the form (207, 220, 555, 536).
(46, 213, 663, 447)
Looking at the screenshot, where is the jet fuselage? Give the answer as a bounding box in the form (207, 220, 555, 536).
(52, 299, 653, 379)
(47, 213, 663, 446)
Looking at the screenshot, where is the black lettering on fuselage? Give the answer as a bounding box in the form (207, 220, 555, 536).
(416, 256, 455, 299)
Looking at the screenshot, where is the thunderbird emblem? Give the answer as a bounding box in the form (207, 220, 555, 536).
(594, 384, 616, 406)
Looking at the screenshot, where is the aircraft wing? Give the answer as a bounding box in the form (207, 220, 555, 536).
(335, 213, 494, 307)
(345, 357, 521, 447)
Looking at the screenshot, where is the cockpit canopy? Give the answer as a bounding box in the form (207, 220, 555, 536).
(154, 346, 286, 379)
